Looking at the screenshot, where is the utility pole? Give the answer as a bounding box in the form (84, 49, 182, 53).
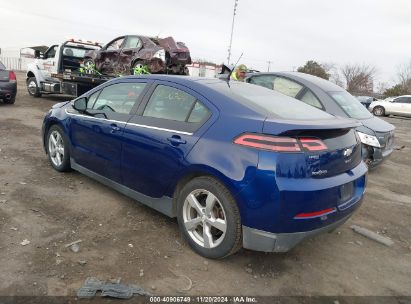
(267, 61, 271, 72)
(227, 0, 238, 65)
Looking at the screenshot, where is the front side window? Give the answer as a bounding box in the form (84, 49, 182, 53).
(300, 90, 322, 109)
(107, 38, 125, 51)
(143, 85, 198, 122)
(328, 91, 373, 119)
(92, 82, 146, 114)
(273, 77, 303, 98)
(44, 46, 58, 59)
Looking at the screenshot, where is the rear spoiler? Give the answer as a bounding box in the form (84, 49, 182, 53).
(263, 117, 362, 135)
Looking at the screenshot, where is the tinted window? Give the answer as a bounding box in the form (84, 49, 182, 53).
(188, 102, 210, 123)
(394, 97, 410, 103)
(215, 82, 332, 120)
(248, 75, 275, 90)
(0, 61, 5, 69)
(45, 46, 57, 59)
(328, 91, 373, 119)
(92, 82, 146, 114)
(301, 90, 322, 109)
(143, 85, 197, 122)
(87, 90, 100, 109)
(273, 77, 303, 98)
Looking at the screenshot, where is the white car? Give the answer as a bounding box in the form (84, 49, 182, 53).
(369, 95, 411, 117)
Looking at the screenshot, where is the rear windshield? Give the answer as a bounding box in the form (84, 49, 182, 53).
(328, 91, 373, 119)
(0, 61, 5, 70)
(216, 81, 333, 120)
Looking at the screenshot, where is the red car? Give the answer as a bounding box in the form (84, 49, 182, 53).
(83, 35, 191, 76)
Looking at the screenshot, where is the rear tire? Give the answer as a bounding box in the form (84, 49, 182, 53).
(46, 125, 71, 172)
(4, 96, 15, 104)
(27, 77, 42, 97)
(177, 176, 242, 259)
(373, 106, 385, 116)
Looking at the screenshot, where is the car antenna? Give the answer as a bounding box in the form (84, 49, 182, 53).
(226, 52, 243, 84)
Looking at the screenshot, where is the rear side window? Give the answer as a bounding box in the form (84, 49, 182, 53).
(248, 75, 275, 90)
(273, 77, 303, 98)
(124, 37, 142, 49)
(301, 90, 322, 109)
(92, 82, 146, 114)
(220, 82, 332, 120)
(143, 85, 204, 122)
(0, 61, 6, 69)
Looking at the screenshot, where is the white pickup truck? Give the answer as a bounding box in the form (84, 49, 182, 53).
(26, 38, 106, 97)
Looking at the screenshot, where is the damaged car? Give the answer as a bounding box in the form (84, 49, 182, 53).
(83, 35, 191, 76)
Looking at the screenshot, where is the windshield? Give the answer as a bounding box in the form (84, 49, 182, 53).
(0, 61, 6, 70)
(328, 91, 373, 119)
(213, 81, 333, 120)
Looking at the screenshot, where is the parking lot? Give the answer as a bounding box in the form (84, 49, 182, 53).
(0, 72, 410, 297)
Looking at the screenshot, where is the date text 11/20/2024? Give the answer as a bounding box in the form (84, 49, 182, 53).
(149, 296, 258, 303)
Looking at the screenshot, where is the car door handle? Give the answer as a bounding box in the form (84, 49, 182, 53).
(167, 135, 187, 146)
(110, 124, 121, 133)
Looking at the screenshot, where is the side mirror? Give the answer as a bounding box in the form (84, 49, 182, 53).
(73, 97, 87, 112)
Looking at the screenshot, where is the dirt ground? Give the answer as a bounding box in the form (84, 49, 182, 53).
(0, 72, 410, 297)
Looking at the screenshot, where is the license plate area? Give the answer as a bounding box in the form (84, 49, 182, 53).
(339, 181, 354, 203)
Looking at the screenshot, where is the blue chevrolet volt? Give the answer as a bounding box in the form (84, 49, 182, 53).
(42, 75, 367, 258)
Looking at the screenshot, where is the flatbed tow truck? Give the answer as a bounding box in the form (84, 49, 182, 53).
(26, 38, 115, 98)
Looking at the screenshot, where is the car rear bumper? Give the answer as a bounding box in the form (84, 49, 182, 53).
(242, 211, 356, 252)
(0, 82, 17, 99)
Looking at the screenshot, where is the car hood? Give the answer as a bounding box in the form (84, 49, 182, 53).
(358, 116, 395, 133)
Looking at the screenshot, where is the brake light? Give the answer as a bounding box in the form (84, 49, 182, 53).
(234, 134, 301, 152)
(9, 71, 16, 81)
(299, 138, 328, 151)
(234, 134, 328, 153)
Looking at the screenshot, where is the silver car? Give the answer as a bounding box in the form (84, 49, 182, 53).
(369, 95, 411, 118)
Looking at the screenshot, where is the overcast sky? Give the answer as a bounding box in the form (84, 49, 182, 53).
(0, 0, 410, 85)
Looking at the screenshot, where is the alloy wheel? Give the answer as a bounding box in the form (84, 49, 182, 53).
(48, 130, 65, 167)
(182, 189, 227, 249)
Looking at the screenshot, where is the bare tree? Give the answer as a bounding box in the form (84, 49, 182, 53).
(322, 62, 344, 88)
(340, 64, 377, 94)
(397, 61, 411, 94)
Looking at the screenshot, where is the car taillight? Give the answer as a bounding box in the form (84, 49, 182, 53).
(234, 134, 301, 152)
(9, 71, 16, 81)
(233, 133, 328, 153)
(299, 138, 328, 151)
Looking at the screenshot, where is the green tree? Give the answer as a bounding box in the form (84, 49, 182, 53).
(297, 61, 329, 80)
(383, 84, 407, 97)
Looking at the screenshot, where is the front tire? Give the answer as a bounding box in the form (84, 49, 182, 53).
(177, 176, 242, 259)
(27, 77, 42, 97)
(373, 106, 385, 116)
(46, 125, 71, 172)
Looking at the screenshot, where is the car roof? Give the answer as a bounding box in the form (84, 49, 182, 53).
(109, 75, 333, 120)
(248, 71, 345, 92)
